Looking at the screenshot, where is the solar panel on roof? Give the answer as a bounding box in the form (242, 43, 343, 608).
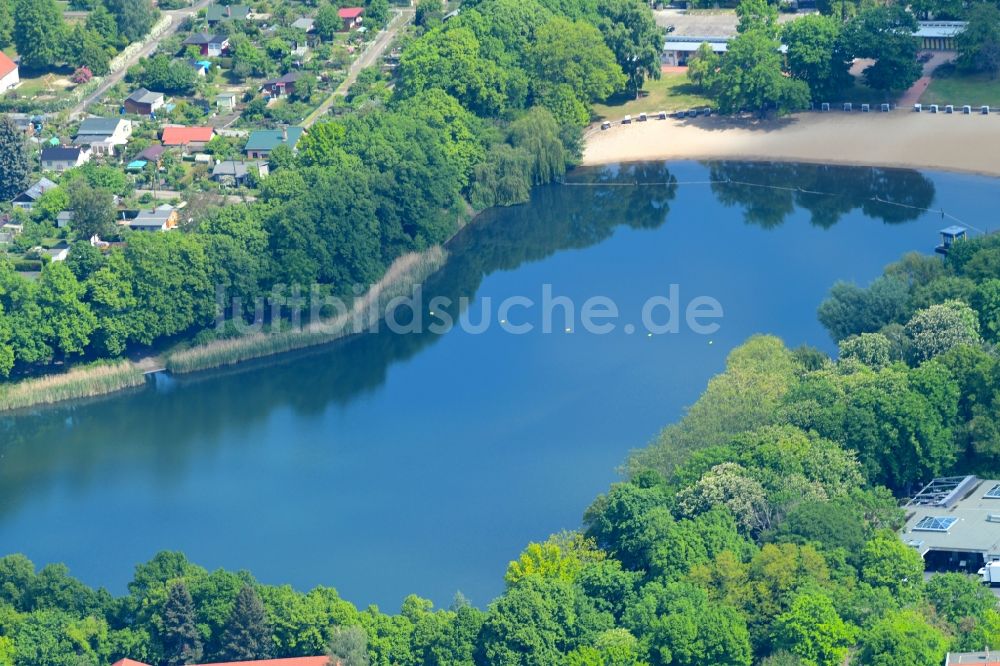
(914, 516, 958, 532)
(985, 484, 1000, 499)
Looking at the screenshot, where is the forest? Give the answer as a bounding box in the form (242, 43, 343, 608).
(2, 215, 1000, 666)
(0, 0, 662, 381)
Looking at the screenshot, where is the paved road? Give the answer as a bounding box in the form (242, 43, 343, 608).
(70, 0, 215, 118)
(303, 8, 414, 127)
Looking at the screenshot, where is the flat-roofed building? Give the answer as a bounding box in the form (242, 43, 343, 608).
(946, 651, 1000, 665)
(916, 21, 966, 50)
(901, 475, 1000, 573)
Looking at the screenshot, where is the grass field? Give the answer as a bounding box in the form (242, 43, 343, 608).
(591, 73, 713, 120)
(921, 70, 1000, 107)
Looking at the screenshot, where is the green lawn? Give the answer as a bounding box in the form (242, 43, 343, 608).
(921, 71, 1000, 107)
(591, 73, 714, 120)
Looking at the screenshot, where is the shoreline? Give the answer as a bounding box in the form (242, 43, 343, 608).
(581, 111, 1000, 178)
(6, 111, 995, 412)
(0, 247, 448, 413)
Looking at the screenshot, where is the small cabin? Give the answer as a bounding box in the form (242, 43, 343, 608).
(936, 225, 968, 254)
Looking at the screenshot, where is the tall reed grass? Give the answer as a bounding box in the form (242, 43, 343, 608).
(165, 247, 448, 374)
(0, 361, 145, 412)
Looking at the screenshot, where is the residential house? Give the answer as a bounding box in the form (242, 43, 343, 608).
(43, 245, 70, 262)
(216, 92, 238, 110)
(183, 32, 230, 57)
(11, 178, 57, 210)
(41, 146, 91, 172)
(0, 52, 19, 93)
(244, 126, 304, 159)
(206, 3, 251, 26)
(212, 160, 269, 186)
(338, 7, 364, 30)
(73, 117, 133, 155)
(292, 16, 314, 32)
(261, 72, 302, 98)
(56, 211, 75, 229)
(8, 113, 43, 135)
(124, 88, 166, 116)
(111, 657, 329, 666)
(136, 144, 166, 162)
(122, 205, 179, 232)
(161, 126, 215, 152)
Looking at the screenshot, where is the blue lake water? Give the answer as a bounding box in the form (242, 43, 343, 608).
(1, 161, 997, 611)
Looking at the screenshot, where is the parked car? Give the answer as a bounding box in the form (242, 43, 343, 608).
(657, 110, 667, 120)
(622, 115, 632, 124)
(638, 112, 648, 122)
(600, 121, 611, 130)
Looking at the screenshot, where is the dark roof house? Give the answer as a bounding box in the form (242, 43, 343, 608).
(184, 32, 230, 56)
(212, 160, 269, 184)
(11, 178, 57, 208)
(207, 4, 251, 24)
(40, 146, 91, 171)
(261, 72, 302, 97)
(125, 88, 166, 115)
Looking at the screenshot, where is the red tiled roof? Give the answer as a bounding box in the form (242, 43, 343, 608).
(111, 658, 329, 666)
(0, 52, 17, 78)
(338, 7, 364, 19)
(161, 126, 215, 145)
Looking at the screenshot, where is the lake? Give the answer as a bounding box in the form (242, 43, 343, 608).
(1, 161, 997, 612)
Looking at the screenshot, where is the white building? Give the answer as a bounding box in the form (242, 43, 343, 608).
(73, 117, 133, 156)
(40, 146, 92, 172)
(902, 475, 1000, 574)
(0, 52, 19, 93)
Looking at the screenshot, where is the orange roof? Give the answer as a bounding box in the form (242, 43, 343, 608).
(161, 126, 215, 145)
(111, 658, 328, 666)
(0, 52, 17, 78)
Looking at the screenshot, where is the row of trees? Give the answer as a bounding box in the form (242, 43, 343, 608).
(4, 0, 158, 74)
(688, 0, 922, 115)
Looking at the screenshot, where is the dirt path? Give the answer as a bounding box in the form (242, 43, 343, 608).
(899, 51, 955, 107)
(303, 8, 414, 127)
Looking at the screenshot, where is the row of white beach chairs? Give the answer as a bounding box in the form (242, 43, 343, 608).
(817, 102, 993, 114)
(913, 103, 991, 114)
(601, 108, 713, 130)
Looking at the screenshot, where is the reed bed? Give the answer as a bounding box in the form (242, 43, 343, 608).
(0, 361, 145, 412)
(166, 247, 448, 374)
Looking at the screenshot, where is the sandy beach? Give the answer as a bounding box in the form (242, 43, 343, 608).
(582, 111, 1000, 177)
